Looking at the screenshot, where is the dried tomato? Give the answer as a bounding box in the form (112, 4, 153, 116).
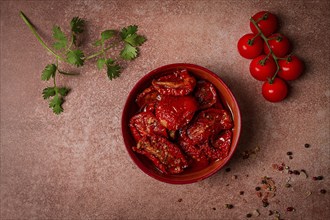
(152, 69, 196, 96)
(187, 108, 233, 145)
(155, 95, 198, 131)
(129, 112, 168, 142)
(133, 135, 189, 174)
(136, 85, 160, 111)
(194, 80, 217, 109)
(202, 130, 232, 160)
(178, 128, 205, 160)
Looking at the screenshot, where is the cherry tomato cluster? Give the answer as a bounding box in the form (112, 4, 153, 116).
(129, 69, 233, 174)
(237, 11, 304, 102)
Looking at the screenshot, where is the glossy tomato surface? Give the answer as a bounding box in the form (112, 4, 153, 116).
(237, 33, 263, 59)
(264, 33, 291, 58)
(278, 56, 304, 80)
(262, 78, 288, 102)
(249, 55, 277, 81)
(122, 63, 241, 184)
(250, 11, 278, 37)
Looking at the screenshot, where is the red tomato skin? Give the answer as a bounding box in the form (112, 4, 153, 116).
(278, 56, 304, 80)
(155, 95, 198, 131)
(133, 135, 188, 174)
(249, 55, 277, 81)
(262, 78, 288, 102)
(250, 11, 278, 37)
(264, 33, 291, 58)
(202, 130, 232, 161)
(237, 33, 264, 59)
(152, 69, 196, 96)
(129, 112, 168, 142)
(194, 80, 218, 109)
(186, 108, 233, 145)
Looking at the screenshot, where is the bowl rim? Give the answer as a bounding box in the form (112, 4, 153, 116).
(121, 63, 241, 184)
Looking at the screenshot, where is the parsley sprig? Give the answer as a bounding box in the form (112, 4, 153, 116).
(20, 11, 146, 114)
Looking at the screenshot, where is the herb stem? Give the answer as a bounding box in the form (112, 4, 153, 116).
(20, 11, 65, 62)
(85, 43, 116, 60)
(250, 16, 280, 83)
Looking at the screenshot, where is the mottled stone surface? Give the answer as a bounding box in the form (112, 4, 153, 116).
(1, 0, 329, 219)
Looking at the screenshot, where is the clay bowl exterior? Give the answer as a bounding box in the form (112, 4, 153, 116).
(121, 63, 241, 184)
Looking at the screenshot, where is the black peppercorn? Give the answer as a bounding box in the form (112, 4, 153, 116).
(304, 143, 310, 148)
(246, 213, 252, 218)
(320, 189, 327, 194)
(255, 186, 261, 191)
(287, 151, 293, 155)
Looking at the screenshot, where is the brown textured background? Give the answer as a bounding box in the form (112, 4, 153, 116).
(1, 0, 329, 219)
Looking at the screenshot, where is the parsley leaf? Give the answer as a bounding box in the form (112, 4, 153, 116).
(70, 17, 85, 34)
(42, 87, 56, 99)
(49, 94, 63, 115)
(41, 64, 57, 81)
(52, 26, 67, 50)
(58, 87, 70, 96)
(97, 58, 106, 70)
(124, 33, 146, 47)
(106, 59, 121, 80)
(120, 43, 138, 60)
(120, 25, 138, 39)
(101, 30, 115, 41)
(66, 50, 84, 67)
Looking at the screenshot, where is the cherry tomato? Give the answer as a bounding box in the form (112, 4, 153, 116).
(262, 78, 288, 102)
(249, 55, 277, 81)
(264, 33, 291, 57)
(194, 80, 218, 109)
(278, 56, 304, 80)
(152, 69, 196, 96)
(237, 33, 264, 59)
(129, 112, 168, 142)
(155, 95, 198, 131)
(250, 11, 278, 37)
(133, 135, 188, 174)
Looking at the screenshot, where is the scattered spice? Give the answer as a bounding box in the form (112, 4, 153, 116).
(239, 191, 245, 195)
(289, 155, 293, 160)
(268, 210, 274, 216)
(246, 213, 252, 218)
(225, 167, 231, 172)
(285, 183, 292, 188)
(232, 175, 238, 180)
(253, 209, 260, 217)
(262, 201, 269, 207)
(242, 147, 260, 160)
(304, 143, 310, 148)
(286, 151, 293, 155)
(300, 169, 308, 178)
(305, 191, 312, 198)
(320, 189, 327, 194)
(225, 204, 234, 209)
(212, 207, 216, 210)
(288, 170, 293, 174)
(274, 210, 281, 220)
(313, 176, 324, 181)
(255, 186, 261, 191)
(293, 170, 300, 175)
(178, 198, 183, 202)
(286, 207, 295, 212)
(256, 192, 262, 198)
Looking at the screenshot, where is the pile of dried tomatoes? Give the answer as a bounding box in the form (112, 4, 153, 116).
(129, 69, 234, 174)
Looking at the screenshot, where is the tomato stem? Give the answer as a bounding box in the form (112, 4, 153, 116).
(250, 16, 280, 83)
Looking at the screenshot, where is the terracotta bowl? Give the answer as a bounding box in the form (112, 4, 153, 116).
(121, 63, 241, 184)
